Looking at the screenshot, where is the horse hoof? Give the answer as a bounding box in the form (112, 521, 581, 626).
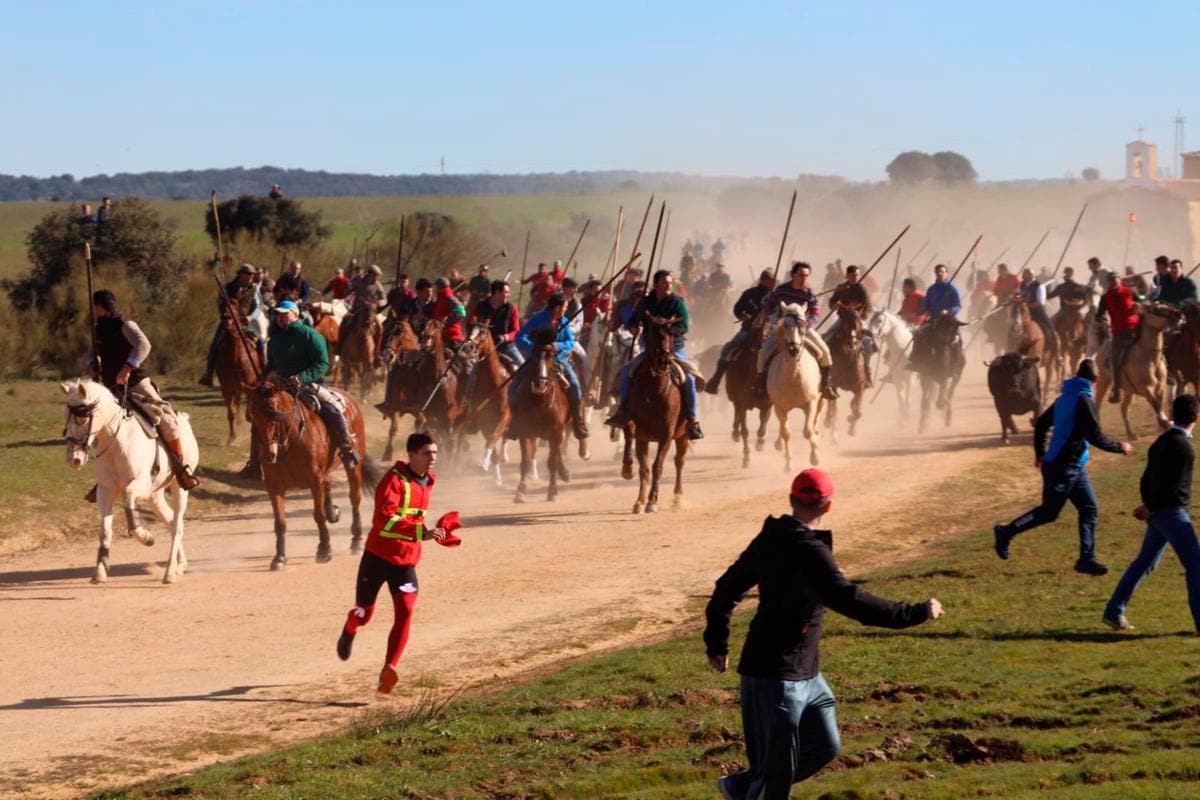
(621, 464, 634, 481)
(132, 528, 155, 547)
(350, 538, 364, 555)
(547, 492, 558, 502)
(774, 440, 783, 452)
(731, 430, 740, 442)
(755, 439, 765, 452)
(327, 505, 342, 524)
(381, 448, 394, 462)
(162, 572, 179, 585)
(632, 503, 643, 514)
(646, 503, 658, 513)
(743, 457, 750, 468)
(92, 569, 108, 584)
(514, 494, 526, 504)
(316, 547, 333, 564)
(672, 496, 683, 511)
(558, 469, 571, 483)
(270, 556, 287, 571)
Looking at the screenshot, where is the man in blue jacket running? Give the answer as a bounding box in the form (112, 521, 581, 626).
(993, 359, 1133, 574)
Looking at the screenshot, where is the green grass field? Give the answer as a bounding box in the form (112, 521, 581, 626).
(91, 449, 1200, 799)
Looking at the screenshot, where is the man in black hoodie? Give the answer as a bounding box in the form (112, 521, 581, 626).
(1103, 394, 1200, 631)
(704, 469, 944, 800)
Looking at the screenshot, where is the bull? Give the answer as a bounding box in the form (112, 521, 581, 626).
(986, 353, 1041, 444)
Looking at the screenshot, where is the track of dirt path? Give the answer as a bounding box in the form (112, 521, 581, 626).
(1, 367, 1044, 798)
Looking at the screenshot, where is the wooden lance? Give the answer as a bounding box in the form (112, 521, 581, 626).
(1049, 203, 1088, 281)
(593, 196, 655, 401)
(1016, 229, 1050, 276)
(394, 213, 405, 286)
(770, 190, 799, 287)
(84, 241, 100, 377)
(210, 190, 230, 277)
(564, 218, 590, 279)
(622, 201, 667, 367)
(815, 224, 911, 330)
(947, 234, 983, 285)
(516, 230, 531, 307)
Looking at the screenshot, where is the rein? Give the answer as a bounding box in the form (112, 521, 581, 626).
(64, 398, 125, 459)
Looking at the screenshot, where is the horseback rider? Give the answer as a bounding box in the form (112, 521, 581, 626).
(1048, 266, 1092, 326)
(1100, 271, 1140, 404)
(513, 292, 589, 440)
(1017, 267, 1059, 354)
(909, 263, 962, 367)
(825, 264, 876, 386)
(992, 262, 1019, 303)
(1084, 257, 1111, 310)
(605, 269, 705, 440)
(266, 300, 360, 469)
(467, 280, 524, 367)
(1158, 259, 1199, 309)
(898, 277, 926, 326)
(705, 269, 775, 394)
(430, 277, 467, 354)
(89, 290, 200, 495)
(199, 263, 262, 387)
(344, 264, 387, 349)
(756, 261, 837, 400)
(466, 264, 492, 313)
(274, 260, 310, 304)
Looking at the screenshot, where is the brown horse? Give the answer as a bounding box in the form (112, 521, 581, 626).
(1008, 296, 1056, 389)
(462, 332, 515, 484)
(245, 376, 368, 570)
(508, 333, 570, 503)
(1053, 298, 1088, 380)
(825, 306, 869, 441)
(213, 310, 263, 446)
(1165, 302, 1200, 395)
(620, 320, 689, 513)
(723, 331, 771, 468)
(378, 318, 465, 461)
(338, 306, 378, 400)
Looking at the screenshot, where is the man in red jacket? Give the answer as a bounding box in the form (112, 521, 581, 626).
(336, 432, 456, 694)
(431, 277, 467, 349)
(1101, 271, 1140, 404)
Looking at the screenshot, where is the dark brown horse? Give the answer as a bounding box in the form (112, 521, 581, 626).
(1053, 298, 1088, 380)
(378, 318, 466, 461)
(338, 306, 378, 400)
(620, 320, 689, 513)
(825, 306, 869, 440)
(1008, 296, 1056, 389)
(508, 332, 570, 503)
(723, 331, 771, 468)
(462, 332, 515, 484)
(246, 376, 368, 570)
(1165, 302, 1200, 395)
(214, 310, 263, 446)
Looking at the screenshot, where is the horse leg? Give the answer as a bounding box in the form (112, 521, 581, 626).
(382, 411, 398, 462)
(919, 377, 932, 434)
(514, 438, 532, 503)
(547, 433, 562, 502)
(849, 389, 862, 437)
(621, 427, 635, 481)
(633, 438, 650, 513)
(93, 485, 115, 583)
(775, 407, 792, 471)
(124, 486, 154, 546)
(348, 464, 364, 554)
(226, 394, 238, 447)
(804, 401, 821, 467)
(149, 488, 184, 584)
(646, 439, 671, 513)
(269, 492, 288, 570)
(1120, 390, 1137, 439)
(672, 438, 689, 510)
(312, 482, 333, 563)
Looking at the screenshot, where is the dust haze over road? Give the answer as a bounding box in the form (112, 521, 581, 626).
(0, 362, 1053, 799)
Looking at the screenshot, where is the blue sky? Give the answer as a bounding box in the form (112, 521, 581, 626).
(1, 1, 1196, 182)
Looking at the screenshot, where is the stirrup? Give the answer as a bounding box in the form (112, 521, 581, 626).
(686, 419, 704, 440)
(175, 468, 200, 491)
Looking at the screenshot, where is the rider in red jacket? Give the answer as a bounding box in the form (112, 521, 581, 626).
(431, 278, 467, 346)
(1101, 273, 1140, 403)
(336, 432, 459, 694)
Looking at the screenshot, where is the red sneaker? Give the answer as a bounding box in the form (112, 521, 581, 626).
(377, 665, 399, 694)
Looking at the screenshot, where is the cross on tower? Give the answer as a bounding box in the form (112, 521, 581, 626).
(1137, 124, 1144, 140)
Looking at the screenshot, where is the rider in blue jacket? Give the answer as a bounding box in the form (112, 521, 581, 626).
(512, 293, 588, 440)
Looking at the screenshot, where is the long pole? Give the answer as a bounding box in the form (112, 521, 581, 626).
(84, 242, 99, 377)
(815, 224, 910, 329)
(564, 218, 590, 279)
(656, 210, 672, 271)
(210, 190, 228, 268)
(516, 230, 531, 307)
(987, 246, 1010, 270)
(1187, 261, 1200, 279)
(905, 240, 929, 268)
(947, 234, 984, 285)
(885, 247, 902, 313)
(1120, 213, 1135, 269)
(1049, 203, 1088, 281)
(623, 201, 667, 366)
(1017, 229, 1051, 276)
(593, 196, 655, 401)
(770, 190, 799, 286)
(599, 206, 624, 284)
(394, 213, 405, 286)
(210, 271, 262, 375)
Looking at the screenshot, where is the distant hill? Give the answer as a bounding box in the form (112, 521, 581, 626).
(0, 166, 845, 202)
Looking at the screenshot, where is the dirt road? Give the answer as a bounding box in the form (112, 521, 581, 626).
(1, 369, 1042, 798)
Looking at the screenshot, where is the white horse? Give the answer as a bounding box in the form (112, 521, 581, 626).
(766, 303, 825, 469)
(868, 309, 915, 420)
(61, 379, 199, 584)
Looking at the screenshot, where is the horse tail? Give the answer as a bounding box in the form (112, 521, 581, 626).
(361, 455, 389, 487)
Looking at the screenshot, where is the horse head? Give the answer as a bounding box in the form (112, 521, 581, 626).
(777, 303, 807, 358)
(833, 306, 861, 349)
(248, 374, 301, 464)
(643, 316, 677, 369)
(60, 378, 108, 469)
(1141, 302, 1176, 332)
(527, 329, 559, 397)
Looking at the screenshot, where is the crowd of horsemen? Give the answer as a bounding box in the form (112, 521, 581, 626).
(88, 232, 1200, 496)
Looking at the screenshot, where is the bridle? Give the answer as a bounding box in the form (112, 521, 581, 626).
(64, 398, 123, 459)
(257, 386, 306, 453)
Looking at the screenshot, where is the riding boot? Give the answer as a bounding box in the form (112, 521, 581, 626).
(164, 438, 200, 491)
(323, 408, 361, 470)
(705, 362, 727, 394)
(864, 360, 874, 389)
(604, 397, 630, 428)
(198, 333, 219, 387)
(686, 418, 705, 440)
(568, 394, 589, 439)
(819, 365, 839, 400)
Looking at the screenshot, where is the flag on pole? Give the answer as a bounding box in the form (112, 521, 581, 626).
(1128, 212, 1137, 223)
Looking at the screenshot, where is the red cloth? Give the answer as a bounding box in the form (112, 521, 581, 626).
(364, 462, 437, 567)
(993, 273, 1020, 300)
(432, 287, 466, 342)
(899, 292, 926, 326)
(434, 511, 462, 547)
(1104, 285, 1139, 333)
(583, 293, 611, 324)
(325, 276, 350, 299)
(387, 286, 416, 310)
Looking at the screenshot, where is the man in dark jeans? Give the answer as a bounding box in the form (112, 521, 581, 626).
(704, 469, 944, 800)
(1103, 394, 1200, 631)
(993, 358, 1133, 574)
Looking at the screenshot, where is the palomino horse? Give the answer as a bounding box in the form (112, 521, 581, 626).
(338, 307, 378, 400)
(1164, 302, 1200, 396)
(61, 379, 198, 584)
(911, 315, 966, 433)
(1053, 299, 1088, 383)
(825, 306, 869, 441)
(766, 303, 824, 469)
(723, 329, 771, 468)
(1095, 302, 1173, 438)
(465, 331, 515, 486)
(868, 309, 914, 420)
(509, 332, 571, 503)
(620, 319, 690, 513)
(214, 309, 263, 446)
(246, 376, 368, 569)
(1008, 296, 1056, 389)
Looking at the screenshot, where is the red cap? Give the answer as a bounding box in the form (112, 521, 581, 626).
(790, 469, 834, 502)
